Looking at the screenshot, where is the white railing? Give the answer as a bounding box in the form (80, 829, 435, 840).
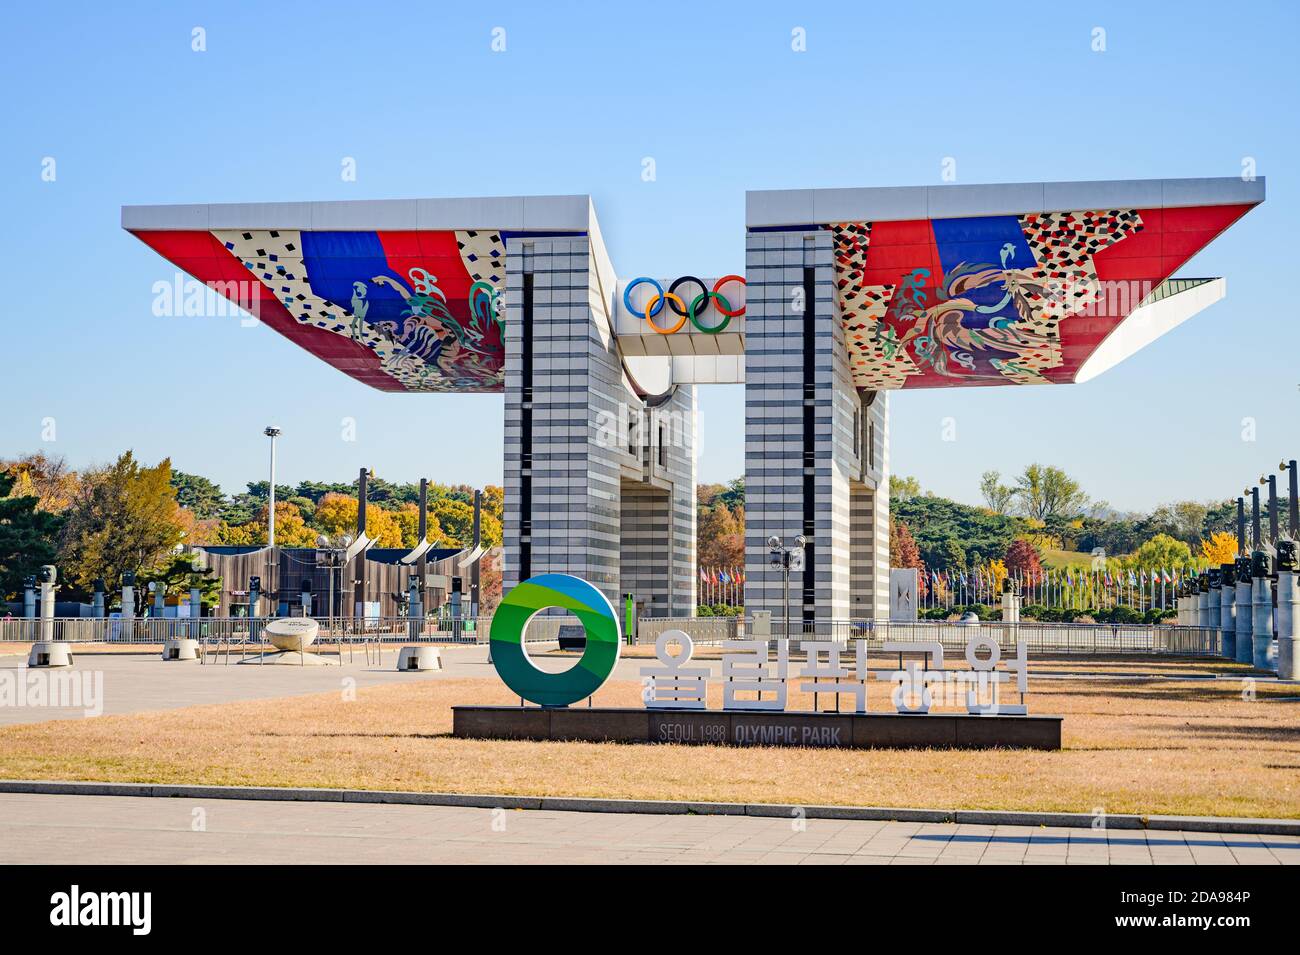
(0, 616, 505, 646)
(634, 617, 1226, 657)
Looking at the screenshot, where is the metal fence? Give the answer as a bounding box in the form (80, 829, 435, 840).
(634, 617, 1224, 657)
(3, 615, 1226, 658)
(637, 616, 744, 646)
(0, 616, 517, 647)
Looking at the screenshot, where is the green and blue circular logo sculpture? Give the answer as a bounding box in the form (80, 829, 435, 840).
(490, 574, 621, 707)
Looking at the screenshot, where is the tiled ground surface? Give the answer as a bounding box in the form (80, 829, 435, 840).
(0, 794, 1294, 864)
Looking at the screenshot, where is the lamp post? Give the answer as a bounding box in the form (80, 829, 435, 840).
(264, 426, 281, 547)
(767, 534, 806, 643)
(1247, 486, 1261, 550)
(316, 533, 351, 625)
(1236, 496, 1247, 554)
(1260, 473, 1279, 545)
(1282, 460, 1298, 539)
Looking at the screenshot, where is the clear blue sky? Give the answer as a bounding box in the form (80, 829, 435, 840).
(2, 1, 1296, 511)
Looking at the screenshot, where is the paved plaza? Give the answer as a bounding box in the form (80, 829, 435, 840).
(0, 644, 743, 726)
(0, 793, 1293, 864)
(1, 646, 1273, 727)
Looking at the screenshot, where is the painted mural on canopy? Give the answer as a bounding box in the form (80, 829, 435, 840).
(830, 203, 1252, 389)
(134, 228, 511, 392)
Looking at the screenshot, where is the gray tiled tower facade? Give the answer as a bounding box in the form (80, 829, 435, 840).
(743, 229, 890, 624)
(503, 236, 696, 618)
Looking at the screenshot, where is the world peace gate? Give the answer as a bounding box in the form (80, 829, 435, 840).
(123, 176, 1263, 625)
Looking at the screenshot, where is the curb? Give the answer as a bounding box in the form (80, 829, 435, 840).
(0, 779, 1295, 835)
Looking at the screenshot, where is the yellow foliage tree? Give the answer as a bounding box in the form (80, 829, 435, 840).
(391, 503, 441, 549)
(263, 501, 317, 547)
(314, 493, 358, 541)
(1199, 531, 1237, 566)
(988, 558, 1007, 594)
(315, 493, 403, 547)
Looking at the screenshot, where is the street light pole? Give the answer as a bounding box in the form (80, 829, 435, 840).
(767, 534, 806, 643)
(264, 426, 282, 548)
(1262, 474, 1279, 544)
(1282, 460, 1298, 539)
(1248, 487, 1261, 550)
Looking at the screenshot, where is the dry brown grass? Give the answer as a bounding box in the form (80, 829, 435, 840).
(0, 665, 1295, 819)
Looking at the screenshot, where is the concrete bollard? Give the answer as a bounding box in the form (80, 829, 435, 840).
(29, 566, 72, 669)
(1234, 557, 1254, 665)
(1250, 551, 1274, 671)
(1219, 563, 1237, 660)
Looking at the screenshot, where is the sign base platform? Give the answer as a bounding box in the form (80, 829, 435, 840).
(452, 706, 1062, 750)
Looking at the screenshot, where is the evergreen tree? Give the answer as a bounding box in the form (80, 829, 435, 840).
(0, 472, 62, 600)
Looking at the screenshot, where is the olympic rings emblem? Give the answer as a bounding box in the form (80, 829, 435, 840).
(623, 274, 746, 335)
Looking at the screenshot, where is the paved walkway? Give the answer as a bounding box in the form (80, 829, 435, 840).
(0, 794, 1293, 864)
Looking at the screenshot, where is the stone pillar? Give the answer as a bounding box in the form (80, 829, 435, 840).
(1276, 541, 1298, 680)
(1207, 568, 1222, 634)
(1278, 571, 1299, 680)
(1196, 576, 1210, 629)
(23, 580, 35, 619)
(1234, 557, 1254, 665)
(407, 572, 423, 643)
(744, 228, 888, 625)
(92, 580, 106, 619)
(503, 236, 696, 615)
(1001, 589, 1021, 623)
(1219, 563, 1237, 660)
(121, 577, 135, 642)
(1251, 552, 1274, 670)
(39, 576, 56, 644)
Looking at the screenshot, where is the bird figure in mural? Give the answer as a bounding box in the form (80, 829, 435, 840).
(369, 270, 503, 381)
(893, 261, 1058, 380)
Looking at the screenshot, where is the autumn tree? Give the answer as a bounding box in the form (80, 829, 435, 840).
(209, 520, 260, 546)
(57, 452, 186, 592)
(889, 518, 928, 597)
(314, 493, 404, 547)
(1, 452, 79, 512)
(980, 470, 1016, 514)
(987, 557, 1008, 594)
(698, 504, 744, 568)
(1004, 538, 1043, 581)
(1132, 533, 1194, 572)
(1199, 531, 1238, 566)
(263, 501, 318, 547)
(481, 485, 504, 525)
(391, 503, 444, 548)
(1013, 464, 1088, 522)
(889, 475, 921, 501)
